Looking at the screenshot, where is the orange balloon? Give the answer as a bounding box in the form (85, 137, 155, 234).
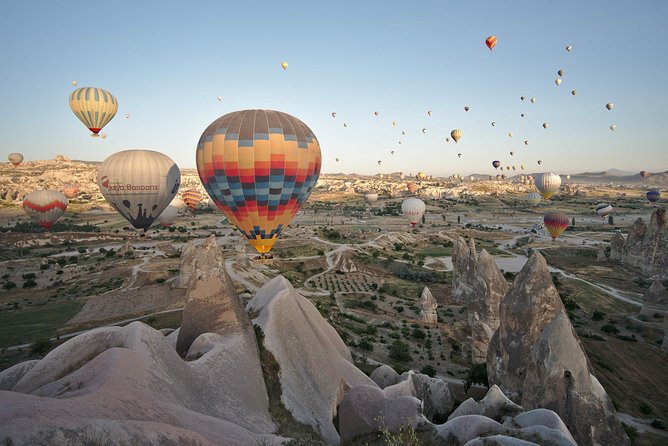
(485, 35, 497, 51)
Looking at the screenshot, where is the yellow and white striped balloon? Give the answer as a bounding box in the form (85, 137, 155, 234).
(69, 87, 118, 135)
(535, 172, 562, 199)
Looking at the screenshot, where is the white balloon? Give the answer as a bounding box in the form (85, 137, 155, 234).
(401, 197, 426, 227)
(157, 205, 178, 227)
(22, 190, 68, 229)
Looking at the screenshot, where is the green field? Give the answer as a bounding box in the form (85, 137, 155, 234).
(0, 301, 84, 348)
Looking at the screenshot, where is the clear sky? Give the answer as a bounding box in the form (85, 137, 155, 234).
(1, 0, 666, 177)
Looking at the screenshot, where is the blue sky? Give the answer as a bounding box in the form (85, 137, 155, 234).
(1, 0, 666, 176)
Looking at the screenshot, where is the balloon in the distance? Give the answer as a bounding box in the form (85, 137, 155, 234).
(181, 189, 202, 214)
(640, 170, 649, 178)
(595, 203, 613, 219)
(8, 153, 23, 166)
(363, 192, 379, 206)
(450, 129, 462, 143)
(281, 61, 288, 70)
(544, 211, 570, 240)
(62, 182, 80, 198)
(535, 172, 561, 199)
(401, 197, 426, 227)
(485, 35, 497, 51)
(492, 160, 501, 169)
(157, 205, 178, 227)
(69, 87, 118, 135)
(22, 190, 68, 230)
(527, 192, 542, 206)
(606, 103, 614, 110)
(196, 110, 321, 255)
(646, 189, 660, 203)
(98, 149, 181, 232)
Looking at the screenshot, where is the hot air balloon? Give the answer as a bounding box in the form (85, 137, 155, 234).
(125, 113, 131, 118)
(331, 112, 336, 118)
(565, 175, 571, 180)
(595, 203, 613, 219)
(451, 129, 462, 143)
(508, 131, 513, 138)
(464, 106, 470, 112)
(399, 173, 405, 180)
(492, 160, 501, 169)
(445, 137, 451, 143)
(98, 149, 180, 232)
(544, 211, 570, 240)
(485, 35, 497, 51)
(521, 164, 526, 170)
(640, 171, 649, 178)
(343, 122, 348, 128)
(391, 150, 395, 155)
(491, 121, 496, 126)
(571, 90, 577, 96)
(558, 69, 564, 77)
(555, 79, 562, 86)
(512, 165, 516, 171)
(402, 197, 426, 227)
(527, 192, 542, 206)
(646, 189, 660, 203)
(531, 97, 536, 103)
(100, 134, 107, 139)
(157, 205, 178, 227)
(364, 192, 379, 206)
(422, 128, 427, 134)
(520, 113, 525, 118)
(407, 182, 419, 194)
(606, 103, 614, 110)
(398, 141, 402, 145)
(335, 157, 339, 162)
(566, 45, 573, 52)
(69, 87, 118, 136)
(22, 190, 68, 230)
(537, 160, 542, 165)
(427, 111, 432, 116)
(416, 172, 427, 180)
(62, 183, 80, 198)
(543, 122, 549, 129)
(520, 96, 525, 102)
(506, 166, 511, 171)
(374, 111, 379, 117)
(8, 153, 23, 166)
(510, 151, 514, 156)
(281, 61, 288, 70)
(392, 121, 398, 127)
(610, 124, 616, 131)
(524, 140, 528, 146)
(181, 189, 202, 214)
(71, 80, 78, 86)
(458, 153, 462, 158)
(217, 96, 223, 102)
(535, 172, 561, 199)
(401, 131, 406, 135)
(196, 110, 321, 255)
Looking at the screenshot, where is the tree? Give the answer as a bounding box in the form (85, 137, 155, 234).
(572, 217, 576, 228)
(608, 215, 614, 225)
(388, 340, 412, 362)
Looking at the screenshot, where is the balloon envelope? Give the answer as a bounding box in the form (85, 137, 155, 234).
(640, 170, 649, 178)
(485, 35, 497, 50)
(492, 160, 501, 169)
(450, 129, 462, 143)
(595, 203, 613, 219)
(646, 189, 660, 203)
(535, 172, 561, 199)
(62, 183, 80, 198)
(402, 197, 426, 227)
(544, 211, 570, 240)
(181, 189, 202, 214)
(196, 110, 321, 254)
(69, 87, 118, 135)
(363, 192, 378, 205)
(98, 149, 181, 231)
(23, 190, 68, 229)
(527, 192, 542, 206)
(8, 153, 23, 166)
(157, 205, 178, 227)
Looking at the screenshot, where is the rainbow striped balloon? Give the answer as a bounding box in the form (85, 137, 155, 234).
(544, 211, 570, 240)
(181, 189, 202, 214)
(69, 87, 118, 135)
(23, 190, 68, 229)
(196, 110, 321, 254)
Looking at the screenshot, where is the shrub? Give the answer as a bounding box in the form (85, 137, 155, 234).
(466, 363, 489, 389)
(23, 278, 37, 288)
(2, 281, 17, 290)
(30, 339, 53, 355)
(388, 340, 411, 362)
(420, 365, 437, 377)
(651, 419, 666, 430)
(601, 324, 619, 334)
(411, 328, 426, 340)
(639, 402, 652, 415)
(592, 310, 606, 321)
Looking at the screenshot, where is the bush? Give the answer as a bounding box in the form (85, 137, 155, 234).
(23, 278, 37, 288)
(411, 328, 426, 340)
(30, 339, 53, 355)
(466, 363, 489, 389)
(601, 324, 619, 334)
(640, 402, 653, 415)
(651, 419, 666, 430)
(2, 281, 16, 290)
(622, 423, 638, 443)
(592, 310, 606, 321)
(420, 365, 437, 377)
(388, 340, 412, 362)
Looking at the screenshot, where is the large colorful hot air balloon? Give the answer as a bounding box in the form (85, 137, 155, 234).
(595, 203, 613, 219)
(69, 87, 118, 136)
(62, 182, 80, 198)
(196, 110, 321, 255)
(485, 35, 497, 51)
(402, 198, 426, 227)
(363, 192, 378, 206)
(98, 149, 180, 232)
(544, 211, 570, 240)
(181, 189, 202, 214)
(22, 190, 68, 230)
(492, 160, 501, 169)
(535, 172, 561, 199)
(8, 153, 23, 166)
(406, 182, 419, 194)
(527, 192, 542, 206)
(640, 171, 649, 178)
(646, 189, 660, 204)
(157, 205, 178, 227)
(450, 129, 462, 143)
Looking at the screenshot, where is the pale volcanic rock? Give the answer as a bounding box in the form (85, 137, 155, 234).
(0, 322, 279, 445)
(370, 364, 400, 389)
(247, 275, 376, 444)
(174, 235, 221, 289)
(609, 232, 625, 261)
(418, 287, 438, 324)
(0, 360, 39, 391)
(610, 208, 668, 275)
(447, 385, 522, 423)
(448, 397, 483, 420)
(461, 436, 540, 446)
(487, 252, 629, 446)
(383, 371, 455, 422)
(596, 248, 607, 262)
(452, 236, 478, 303)
(338, 384, 425, 443)
(643, 279, 668, 306)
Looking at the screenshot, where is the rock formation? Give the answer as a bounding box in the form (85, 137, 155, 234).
(487, 252, 629, 446)
(609, 231, 625, 261)
(609, 208, 668, 276)
(452, 237, 478, 303)
(418, 287, 438, 324)
(664, 316, 668, 353)
(383, 370, 455, 422)
(596, 248, 607, 262)
(247, 275, 376, 444)
(369, 364, 400, 389)
(643, 279, 668, 306)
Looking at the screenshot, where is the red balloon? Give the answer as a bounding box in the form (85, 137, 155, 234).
(486, 35, 497, 51)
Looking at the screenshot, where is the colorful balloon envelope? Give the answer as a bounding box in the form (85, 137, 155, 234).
(640, 170, 649, 178)
(527, 192, 542, 206)
(62, 182, 80, 198)
(407, 182, 419, 193)
(450, 129, 462, 143)
(23, 190, 68, 230)
(646, 189, 660, 203)
(535, 172, 561, 199)
(402, 197, 426, 227)
(8, 152, 23, 166)
(544, 211, 570, 240)
(98, 149, 181, 232)
(196, 110, 321, 254)
(595, 203, 613, 219)
(485, 35, 497, 51)
(281, 61, 288, 70)
(492, 160, 501, 169)
(69, 87, 118, 135)
(181, 189, 203, 214)
(157, 205, 178, 227)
